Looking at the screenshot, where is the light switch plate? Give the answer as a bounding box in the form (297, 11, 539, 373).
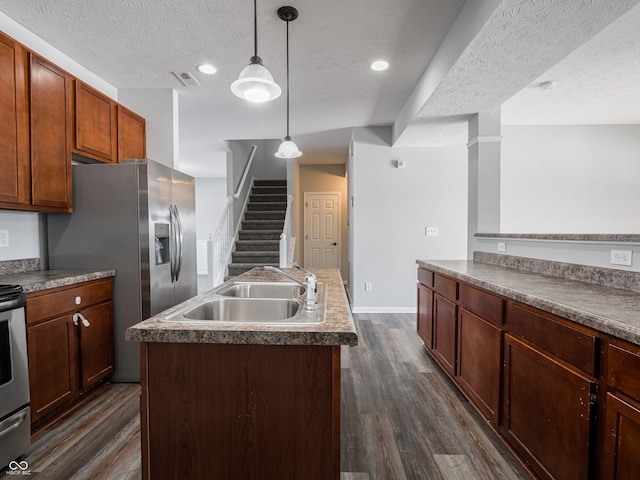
(0, 230, 9, 248)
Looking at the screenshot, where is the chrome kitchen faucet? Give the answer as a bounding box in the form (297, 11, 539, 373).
(264, 263, 318, 310)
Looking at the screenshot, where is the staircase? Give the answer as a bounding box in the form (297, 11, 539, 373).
(227, 180, 287, 278)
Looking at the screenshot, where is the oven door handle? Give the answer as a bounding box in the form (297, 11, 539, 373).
(0, 409, 28, 439)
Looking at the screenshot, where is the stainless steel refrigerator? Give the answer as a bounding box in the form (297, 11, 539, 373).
(47, 159, 197, 382)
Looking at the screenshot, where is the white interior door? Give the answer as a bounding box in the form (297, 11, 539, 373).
(304, 192, 340, 269)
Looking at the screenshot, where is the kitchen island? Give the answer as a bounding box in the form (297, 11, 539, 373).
(126, 267, 357, 480)
(416, 257, 640, 480)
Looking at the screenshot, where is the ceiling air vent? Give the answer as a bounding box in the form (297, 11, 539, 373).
(172, 71, 201, 87)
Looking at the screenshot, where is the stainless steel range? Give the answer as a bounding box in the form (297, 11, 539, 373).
(0, 285, 30, 469)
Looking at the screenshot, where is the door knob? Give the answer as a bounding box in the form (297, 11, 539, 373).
(332, 242, 337, 246)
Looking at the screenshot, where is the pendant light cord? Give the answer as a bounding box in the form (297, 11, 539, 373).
(253, 0, 258, 57)
(286, 18, 290, 137)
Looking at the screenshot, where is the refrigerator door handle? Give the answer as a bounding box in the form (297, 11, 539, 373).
(169, 205, 176, 282)
(174, 205, 184, 281)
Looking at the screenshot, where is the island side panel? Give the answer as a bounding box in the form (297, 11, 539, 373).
(141, 342, 340, 480)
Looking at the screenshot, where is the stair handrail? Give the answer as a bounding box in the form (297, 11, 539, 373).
(279, 194, 295, 268)
(207, 196, 234, 287)
(234, 145, 257, 199)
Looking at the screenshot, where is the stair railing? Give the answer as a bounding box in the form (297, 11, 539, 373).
(234, 145, 257, 199)
(279, 195, 295, 268)
(207, 197, 234, 288)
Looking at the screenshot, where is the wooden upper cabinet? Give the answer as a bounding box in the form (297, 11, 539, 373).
(74, 80, 117, 163)
(0, 31, 30, 208)
(29, 53, 73, 211)
(117, 105, 146, 161)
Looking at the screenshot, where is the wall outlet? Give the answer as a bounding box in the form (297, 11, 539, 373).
(365, 282, 372, 292)
(0, 230, 8, 248)
(611, 250, 632, 266)
(425, 227, 439, 236)
(497, 242, 506, 252)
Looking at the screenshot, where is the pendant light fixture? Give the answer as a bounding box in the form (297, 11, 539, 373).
(275, 6, 302, 159)
(231, 0, 281, 103)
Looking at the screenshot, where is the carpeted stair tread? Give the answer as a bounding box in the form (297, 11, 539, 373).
(235, 240, 281, 251)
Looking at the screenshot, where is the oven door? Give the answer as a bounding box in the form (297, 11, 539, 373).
(0, 305, 29, 417)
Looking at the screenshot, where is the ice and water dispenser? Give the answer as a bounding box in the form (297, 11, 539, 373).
(154, 223, 170, 265)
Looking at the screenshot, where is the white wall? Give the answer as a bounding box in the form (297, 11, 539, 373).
(501, 125, 640, 233)
(350, 127, 468, 312)
(195, 178, 228, 241)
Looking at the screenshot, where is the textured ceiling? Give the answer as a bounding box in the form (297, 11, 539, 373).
(395, 0, 640, 146)
(1, 0, 639, 175)
(0, 0, 466, 176)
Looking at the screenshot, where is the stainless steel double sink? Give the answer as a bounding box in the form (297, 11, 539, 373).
(160, 281, 326, 324)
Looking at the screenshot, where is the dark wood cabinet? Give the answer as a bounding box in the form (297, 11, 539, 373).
(602, 393, 640, 480)
(27, 314, 79, 421)
(417, 282, 433, 347)
(141, 342, 341, 480)
(0, 29, 147, 211)
(503, 334, 597, 480)
(415, 266, 613, 479)
(74, 80, 117, 163)
(0, 31, 30, 208)
(601, 341, 640, 479)
(29, 53, 73, 211)
(26, 278, 114, 430)
(117, 105, 146, 161)
(432, 293, 457, 376)
(457, 307, 502, 425)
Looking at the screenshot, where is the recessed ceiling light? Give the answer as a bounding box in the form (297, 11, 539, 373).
(197, 64, 217, 75)
(371, 60, 389, 71)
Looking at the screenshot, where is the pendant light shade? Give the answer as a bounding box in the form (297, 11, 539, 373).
(231, 0, 281, 103)
(275, 6, 302, 159)
(275, 136, 302, 158)
(231, 57, 281, 103)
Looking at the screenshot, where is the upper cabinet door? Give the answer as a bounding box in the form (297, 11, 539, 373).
(74, 80, 117, 163)
(117, 105, 146, 161)
(29, 53, 73, 211)
(0, 32, 30, 207)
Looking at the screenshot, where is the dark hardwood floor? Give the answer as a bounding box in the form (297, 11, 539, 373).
(2, 313, 532, 479)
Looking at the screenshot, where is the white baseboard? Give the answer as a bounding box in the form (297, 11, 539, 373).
(351, 307, 417, 314)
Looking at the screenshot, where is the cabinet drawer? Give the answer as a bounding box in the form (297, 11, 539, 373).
(418, 268, 434, 288)
(608, 342, 640, 403)
(434, 274, 457, 301)
(459, 283, 503, 325)
(26, 279, 113, 325)
(506, 302, 598, 376)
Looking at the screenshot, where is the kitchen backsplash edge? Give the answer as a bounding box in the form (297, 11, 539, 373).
(474, 251, 640, 293)
(0, 258, 41, 276)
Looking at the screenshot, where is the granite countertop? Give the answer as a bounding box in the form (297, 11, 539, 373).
(126, 267, 358, 346)
(417, 259, 640, 346)
(0, 269, 115, 293)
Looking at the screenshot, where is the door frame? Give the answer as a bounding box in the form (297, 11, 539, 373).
(303, 191, 342, 270)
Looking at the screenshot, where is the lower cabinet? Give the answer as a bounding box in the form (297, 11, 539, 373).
(416, 283, 433, 347)
(432, 293, 457, 377)
(415, 266, 633, 480)
(26, 278, 114, 429)
(602, 393, 640, 480)
(140, 342, 341, 480)
(503, 334, 596, 480)
(457, 308, 502, 425)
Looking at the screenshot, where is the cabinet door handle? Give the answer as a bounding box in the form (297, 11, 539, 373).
(73, 313, 91, 327)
